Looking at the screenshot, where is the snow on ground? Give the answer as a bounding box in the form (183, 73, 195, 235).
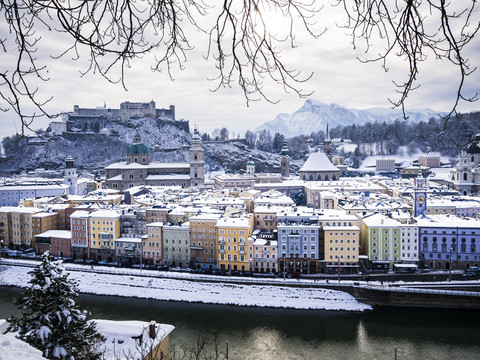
(358, 146, 452, 170)
(0, 320, 46, 360)
(0, 265, 371, 312)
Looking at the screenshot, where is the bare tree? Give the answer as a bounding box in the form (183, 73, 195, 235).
(1, 1, 478, 138)
(337, 0, 479, 129)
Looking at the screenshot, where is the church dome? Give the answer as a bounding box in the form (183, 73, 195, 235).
(127, 143, 150, 155)
(127, 128, 150, 155)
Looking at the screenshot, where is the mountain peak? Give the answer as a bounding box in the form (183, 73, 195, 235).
(256, 99, 443, 137)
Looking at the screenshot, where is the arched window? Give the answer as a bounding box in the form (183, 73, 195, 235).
(464, 172, 468, 181)
(332, 175, 337, 180)
(309, 175, 313, 181)
(325, 175, 329, 181)
(317, 175, 322, 180)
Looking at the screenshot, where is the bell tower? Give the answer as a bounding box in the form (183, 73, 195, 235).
(280, 140, 290, 178)
(64, 155, 78, 195)
(189, 128, 204, 187)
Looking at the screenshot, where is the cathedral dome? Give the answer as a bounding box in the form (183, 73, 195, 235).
(127, 128, 150, 155)
(127, 143, 150, 155)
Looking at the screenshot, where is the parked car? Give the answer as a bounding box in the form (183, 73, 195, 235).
(463, 271, 477, 278)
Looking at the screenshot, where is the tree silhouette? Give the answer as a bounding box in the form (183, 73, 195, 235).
(1, 1, 478, 137)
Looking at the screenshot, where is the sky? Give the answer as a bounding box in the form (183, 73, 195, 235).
(1, 2, 479, 139)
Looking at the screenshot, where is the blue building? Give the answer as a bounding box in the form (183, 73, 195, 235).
(416, 215, 480, 270)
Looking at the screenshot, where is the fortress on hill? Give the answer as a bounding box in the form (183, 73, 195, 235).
(50, 101, 189, 135)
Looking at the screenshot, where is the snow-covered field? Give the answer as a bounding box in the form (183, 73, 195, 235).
(0, 265, 371, 312)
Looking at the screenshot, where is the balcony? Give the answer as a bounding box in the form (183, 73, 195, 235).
(239, 250, 245, 255)
(219, 249, 225, 253)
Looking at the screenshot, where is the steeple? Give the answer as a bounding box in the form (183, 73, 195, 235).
(323, 123, 333, 161)
(190, 127, 204, 187)
(246, 156, 255, 175)
(280, 140, 290, 178)
(133, 127, 142, 144)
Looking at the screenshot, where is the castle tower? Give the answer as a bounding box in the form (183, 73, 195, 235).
(323, 123, 333, 161)
(64, 155, 78, 195)
(189, 128, 204, 187)
(246, 156, 255, 175)
(280, 140, 290, 178)
(126, 128, 150, 165)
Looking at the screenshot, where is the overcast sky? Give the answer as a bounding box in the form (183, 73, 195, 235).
(1, 2, 479, 139)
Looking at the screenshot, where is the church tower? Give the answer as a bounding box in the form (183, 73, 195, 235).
(323, 123, 333, 161)
(64, 155, 78, 195)
(280, 140, 290, 178)
(246, 156, 255, 175)
(189, 128, 205, 187)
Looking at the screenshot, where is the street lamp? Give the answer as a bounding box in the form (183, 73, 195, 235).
(283, 260, 287, 281)
(448, 247, 452, 282)
(336, 255, 340, 283)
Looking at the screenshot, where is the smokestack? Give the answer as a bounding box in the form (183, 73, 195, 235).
(149, 321, 156, 339)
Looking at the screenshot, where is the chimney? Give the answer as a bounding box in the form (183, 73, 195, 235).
(149, 321, 156, 339)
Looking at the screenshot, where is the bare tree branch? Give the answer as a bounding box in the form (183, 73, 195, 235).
(337, 0, 479, 135)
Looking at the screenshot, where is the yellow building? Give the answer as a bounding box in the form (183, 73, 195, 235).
(216, 215, 253, 272)
(323, 225, 360, 274)
(89, 210, 120, 261)
(0, 206, 42, 250)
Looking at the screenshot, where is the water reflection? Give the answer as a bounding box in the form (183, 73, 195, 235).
(1, 288, 479, 360)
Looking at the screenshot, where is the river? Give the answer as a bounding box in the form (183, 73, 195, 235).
(1, 286, 479, 359)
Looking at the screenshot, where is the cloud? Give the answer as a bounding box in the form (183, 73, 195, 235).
(1, 3, 479, 139)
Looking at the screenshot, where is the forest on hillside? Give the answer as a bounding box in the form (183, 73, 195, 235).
(234, 112, 480, 162)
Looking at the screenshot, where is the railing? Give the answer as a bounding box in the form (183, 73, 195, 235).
(361, 284, 480, 297)
(2, 258, 480, 296)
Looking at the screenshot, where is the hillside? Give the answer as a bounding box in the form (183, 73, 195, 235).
(0, 118, 299, 175)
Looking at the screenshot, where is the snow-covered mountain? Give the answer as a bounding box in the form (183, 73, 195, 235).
(256, 99, 444, 136)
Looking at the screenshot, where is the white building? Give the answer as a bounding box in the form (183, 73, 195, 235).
(0, 184, 70, 207)
(400, 223, 419, 263)
(376, 158, 396, 172)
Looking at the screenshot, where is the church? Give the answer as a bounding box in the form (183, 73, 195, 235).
(447, 134, 480, 195)
(104, 129, 204, 190)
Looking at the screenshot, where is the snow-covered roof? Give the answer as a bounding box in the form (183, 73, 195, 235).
(105, 161, 190, 170)
(32, 212, 55, 218)
(300, 151, 339, 172)
(93, 319, 174, 360)
(0, 184, 69, 191)
(323, 226, 360, 231)
(145, 174, 190, 180)
(89, 210, 121, 219)
(70, 210, 91, 218)
(0, 206, 42, 214)
(115, 237, 142, 243)
(216, 216, 251, 228)
(415, 214, 480, 228)
(108, 174, 123, 181)
(35, 230, 72, 239)
(362, 213, 402, 228)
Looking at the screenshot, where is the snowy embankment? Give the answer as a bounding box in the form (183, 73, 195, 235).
(0, 265, 371, 312)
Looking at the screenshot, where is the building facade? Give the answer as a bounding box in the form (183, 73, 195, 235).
(104, 130, 204, 190)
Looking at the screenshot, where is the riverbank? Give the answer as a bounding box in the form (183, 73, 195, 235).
(0, 264, 371, 312)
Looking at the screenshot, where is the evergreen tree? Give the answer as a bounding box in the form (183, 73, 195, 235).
(8, 252, 102, 360)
